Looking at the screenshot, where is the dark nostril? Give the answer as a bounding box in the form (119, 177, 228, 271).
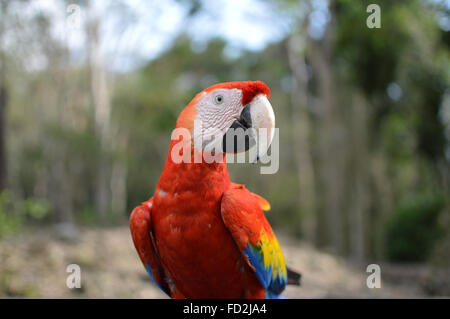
(240, 106, 252, 129)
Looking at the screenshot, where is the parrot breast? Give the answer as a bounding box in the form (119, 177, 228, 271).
(149, 140, 264, 298)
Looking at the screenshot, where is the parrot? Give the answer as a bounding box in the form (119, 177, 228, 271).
(130, 81, 301, 299)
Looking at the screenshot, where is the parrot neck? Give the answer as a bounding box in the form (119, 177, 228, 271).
(156, 139, 231, 196)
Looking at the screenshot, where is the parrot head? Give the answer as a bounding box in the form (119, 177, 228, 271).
(176, 81, 275, 159)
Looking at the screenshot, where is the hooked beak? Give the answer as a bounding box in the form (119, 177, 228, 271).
(222, 94, 275, 156)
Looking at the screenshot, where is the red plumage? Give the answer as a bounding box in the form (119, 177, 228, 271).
(130, 81, 298, 299)
(203, 81, 271, 106)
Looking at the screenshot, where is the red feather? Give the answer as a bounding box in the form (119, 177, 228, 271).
(130, 81, 286, 299)
(203, 81, 271, 106)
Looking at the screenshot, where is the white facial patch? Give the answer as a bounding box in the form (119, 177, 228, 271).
(193, 88, 243, 150)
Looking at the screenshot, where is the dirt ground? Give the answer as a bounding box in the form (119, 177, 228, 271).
(0, 226, 429, 298)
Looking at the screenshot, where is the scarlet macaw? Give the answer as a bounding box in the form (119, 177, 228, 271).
(130, 81, 300, 298)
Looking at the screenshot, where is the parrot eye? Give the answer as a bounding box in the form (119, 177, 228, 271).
(214, 95, 224, 105)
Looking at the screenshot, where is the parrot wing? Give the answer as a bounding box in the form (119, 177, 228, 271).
(129, 198, 170, 296)
(221, 184, 288, 297)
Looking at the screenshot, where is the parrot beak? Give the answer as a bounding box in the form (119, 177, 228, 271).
(222, 94, 275, 157)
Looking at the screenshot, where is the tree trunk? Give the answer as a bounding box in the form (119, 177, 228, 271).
(0, 1, 8, 191)
(87, 11, 112, 222)
(110, 130, 128, 219)
(307, 0, 345, 254)
(287, 31, 318, 244)
(0, 85, 7, 191)
(349, 92, 370, 262)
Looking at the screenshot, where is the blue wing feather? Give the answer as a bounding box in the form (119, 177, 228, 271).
(243, 243, 287, 298)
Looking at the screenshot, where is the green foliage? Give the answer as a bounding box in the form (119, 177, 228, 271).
(0, 192, 20, 237)
(76, 207, 96, 225)
(0, 191, 51, 237)
(22, 198, 51, 220)
(385, 193, 445, 262)
(1, 0, 449, 263)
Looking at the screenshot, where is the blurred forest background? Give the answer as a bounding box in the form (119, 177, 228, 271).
(0, 0, 450, 297)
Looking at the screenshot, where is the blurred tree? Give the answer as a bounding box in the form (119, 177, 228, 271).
(286, 3, 319, 245)
(0, 0, 9, 191)
(86, 5, 113, 222)
(385, 193, 445, 262)
(1, 0, 448, 273)
(271, 0, 449, 262)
